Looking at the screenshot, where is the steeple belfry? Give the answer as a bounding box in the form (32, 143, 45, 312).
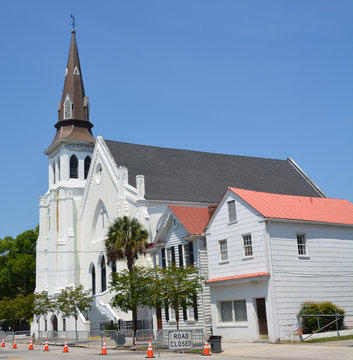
(46, 29, 94, 153)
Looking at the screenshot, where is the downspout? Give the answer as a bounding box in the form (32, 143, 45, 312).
(264, 220, 280, 341)
(198, 247, 206, 336)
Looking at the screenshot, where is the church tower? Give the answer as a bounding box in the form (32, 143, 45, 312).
(36, 29, 95, 297)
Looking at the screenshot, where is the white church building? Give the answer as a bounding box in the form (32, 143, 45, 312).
(32, 30, 329, 336)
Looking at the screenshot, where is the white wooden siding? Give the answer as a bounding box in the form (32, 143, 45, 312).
(268, 222, 353, 338)
(157, 210, 211, 332)
(207, 191, 268, 280)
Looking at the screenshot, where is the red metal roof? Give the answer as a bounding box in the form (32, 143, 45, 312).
(169, 206, 210, 235)
(206, 272, 270, 284)
(229, 187, 353, 225)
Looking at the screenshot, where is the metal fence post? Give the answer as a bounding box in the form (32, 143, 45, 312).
(297, 315, 303, 342)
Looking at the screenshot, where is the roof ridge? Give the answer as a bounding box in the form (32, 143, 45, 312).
(104, 139, 288, 162)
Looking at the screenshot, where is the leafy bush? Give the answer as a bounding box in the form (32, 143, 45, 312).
(299, 302, 345, 333)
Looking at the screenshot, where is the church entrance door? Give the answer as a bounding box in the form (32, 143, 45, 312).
(51, 314, 58, 332)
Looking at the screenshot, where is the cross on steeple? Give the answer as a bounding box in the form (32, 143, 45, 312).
(70, 14, 76, 30)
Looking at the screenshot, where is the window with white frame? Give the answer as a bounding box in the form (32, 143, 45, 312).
(219, 299, 247, 322)
(297, 234, 307, 256)
(184, 242, 194, 266)
(219, 240, 228, 262)
(243, 234, 253, 257)
(166, 247, 176, 266)
(227, 200, 237, 223)
(167, 247, 172, 265)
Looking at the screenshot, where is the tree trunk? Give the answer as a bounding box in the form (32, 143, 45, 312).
(175, 307, 179, 330)
(75, 316, 78, 342)
(132, 309, 137, 347)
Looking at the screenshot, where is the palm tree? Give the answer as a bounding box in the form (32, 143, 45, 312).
(105, 216, 149, 336)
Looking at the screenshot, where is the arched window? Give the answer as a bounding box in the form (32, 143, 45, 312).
(91, 265, 96, 295)
(63, 94, 72, 119)
(100, 256, 106, 293)
(84, 156, 91, 179)
(70, 155, 78, 179)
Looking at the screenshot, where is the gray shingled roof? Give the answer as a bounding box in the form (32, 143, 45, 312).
(105, 140, 324, 204)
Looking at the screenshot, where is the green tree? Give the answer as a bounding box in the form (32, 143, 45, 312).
(157, 264, 203, 329)
(110, 266, 153, 344)
(0, 297, 15, 330)
(15, 294, 34, 330)
(56, 285, 91, 339)
(105, 216, 149, 335)
(33, 291, 53, 333)
(0, 227, 38, 299)
(105, 216, 149, 273)
(0, 294, 34, 331)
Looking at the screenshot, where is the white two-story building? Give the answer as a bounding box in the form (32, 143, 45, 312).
(205, 187, 353, 342)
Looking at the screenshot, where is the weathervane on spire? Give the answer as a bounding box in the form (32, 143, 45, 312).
(70, 14, 76, 30)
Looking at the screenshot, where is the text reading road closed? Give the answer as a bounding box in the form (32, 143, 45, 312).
(168, 331, 192, 350)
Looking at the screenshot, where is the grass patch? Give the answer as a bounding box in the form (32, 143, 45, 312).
(304, 334, 353, 343)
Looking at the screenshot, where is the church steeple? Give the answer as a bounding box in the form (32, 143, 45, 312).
(46, 29, 94, 153)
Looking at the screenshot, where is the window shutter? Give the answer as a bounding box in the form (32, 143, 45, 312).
(161, 248, 166, 268)
(193, 294, 198, 320)
(183, 306, 188, 321)
(171, 246, 176, 264)
(165, 303, 169, 321)
(188, 242, 194, 265)
(178, 244, 183, 267)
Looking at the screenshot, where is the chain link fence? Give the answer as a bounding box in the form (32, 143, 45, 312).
(101, 329, 134, 348)
(7, 328, 204, 351)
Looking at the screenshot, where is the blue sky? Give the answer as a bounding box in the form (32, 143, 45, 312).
(1, 1, 352, 238)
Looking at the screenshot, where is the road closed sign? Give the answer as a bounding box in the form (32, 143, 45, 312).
(168, 330, 193, 350)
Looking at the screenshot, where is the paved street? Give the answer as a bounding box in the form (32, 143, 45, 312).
(0, 341, 352, 360)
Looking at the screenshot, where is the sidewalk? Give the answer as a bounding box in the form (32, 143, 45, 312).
(217, 340, 353, 360)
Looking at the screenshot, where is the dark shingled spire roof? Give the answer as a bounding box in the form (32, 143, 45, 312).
(46, 30, 94, 152)
(105, 140, 325, 204)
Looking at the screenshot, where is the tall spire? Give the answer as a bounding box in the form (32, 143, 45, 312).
(46, 29, 94, 153)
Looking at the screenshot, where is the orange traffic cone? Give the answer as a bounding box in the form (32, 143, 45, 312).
(43, 338, 49, 351)
(100, 338, 107, 355)
(28, 338, 34, 350)
(63, 339, 69, 353)
(145, 339, 155, 358)
(0, 337, 5, 347)
(12, 338, 17, 349)
(202, 338, 211, 356)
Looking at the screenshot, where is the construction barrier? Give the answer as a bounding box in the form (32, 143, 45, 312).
(38, 331, 91, 346)
(100, 338, 107, 355)
(63, 339, 69, 353)
(156, 329, 205, 355)
(145, 339, 155, 358)
(28, 338, 34, 350)
(101, 329, 134, 348)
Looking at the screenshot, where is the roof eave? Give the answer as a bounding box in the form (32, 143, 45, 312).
(264, 217, 353, 227)
(206, 272, 270, 286)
